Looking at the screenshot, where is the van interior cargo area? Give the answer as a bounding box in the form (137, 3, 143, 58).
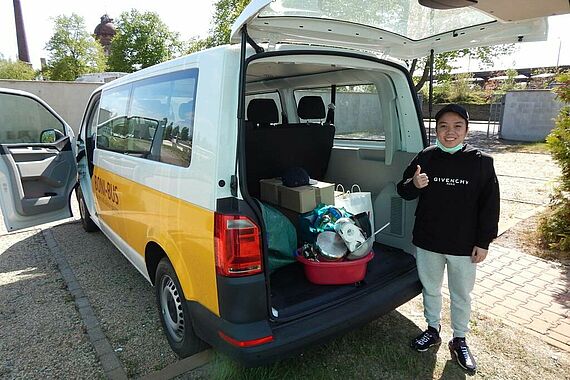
(243, 52, 423, 322)
(269, 243, 417, 321)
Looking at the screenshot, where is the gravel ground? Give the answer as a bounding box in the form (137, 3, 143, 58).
(0, 229, 103, 379)
(49, 221, 190, 378)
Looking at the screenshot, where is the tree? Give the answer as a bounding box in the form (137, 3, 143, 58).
(0, 58, 36, 80)
(408, 45, 515, 93)
(108, 10, 183, 72)
(164, 124, 173, 140)
(538, 71, 570, 252)
(180, 127, 189, 141)
(44, 14, 107, 81)
(187, 0, 250, 53)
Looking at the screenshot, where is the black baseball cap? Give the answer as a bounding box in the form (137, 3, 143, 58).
(282, 167, 317, 187)
(435, 104, 469, 125)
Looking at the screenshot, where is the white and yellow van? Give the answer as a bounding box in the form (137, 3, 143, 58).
(1, 0, 566, 365)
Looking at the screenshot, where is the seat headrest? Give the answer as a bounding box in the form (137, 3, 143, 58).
(247, 98, 279, 124)
(179, 101, 194, 119)
(297, 96, 326, 120)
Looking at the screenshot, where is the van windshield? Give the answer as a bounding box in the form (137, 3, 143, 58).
(260, 0, 494, 41)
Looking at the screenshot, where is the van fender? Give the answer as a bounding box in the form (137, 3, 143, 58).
(144, 229, 196, 302)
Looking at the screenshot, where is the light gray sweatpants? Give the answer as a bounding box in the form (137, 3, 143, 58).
(416, 246, 477, 338)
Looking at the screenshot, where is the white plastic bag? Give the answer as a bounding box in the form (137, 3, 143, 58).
(334, 184, 375, 232)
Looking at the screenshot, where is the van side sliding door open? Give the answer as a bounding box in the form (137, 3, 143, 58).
(0, 90, 77, 232)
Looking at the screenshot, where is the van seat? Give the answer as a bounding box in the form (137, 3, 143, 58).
(297, 95, 326, 121)
(245, 125, 335, 199)
(247, 98, 279, 128)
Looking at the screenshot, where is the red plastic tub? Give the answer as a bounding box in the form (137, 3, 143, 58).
(296, 252, 374, 285)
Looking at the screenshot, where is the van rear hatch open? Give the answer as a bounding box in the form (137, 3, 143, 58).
(232, 0, 569, 60)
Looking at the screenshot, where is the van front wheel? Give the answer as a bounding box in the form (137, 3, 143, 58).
(155, 258, 207, 358)
(76, 187, 98, 232)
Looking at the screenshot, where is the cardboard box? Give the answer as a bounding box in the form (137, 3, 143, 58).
(260, 178, 282, 205)
(259, 178, 335, 213)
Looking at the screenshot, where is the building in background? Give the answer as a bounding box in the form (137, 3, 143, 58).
(93, 14, 115, 56)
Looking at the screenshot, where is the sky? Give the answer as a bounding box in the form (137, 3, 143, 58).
(0, 0, 569, 72)
(0, 0, 217, 69)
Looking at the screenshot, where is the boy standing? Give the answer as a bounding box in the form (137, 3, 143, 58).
(397, 104, 500, 374)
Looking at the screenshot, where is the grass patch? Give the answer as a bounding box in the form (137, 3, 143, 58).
(198, 297, 569, 380)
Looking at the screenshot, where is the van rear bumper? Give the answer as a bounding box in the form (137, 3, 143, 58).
(189, 267, 421, 366)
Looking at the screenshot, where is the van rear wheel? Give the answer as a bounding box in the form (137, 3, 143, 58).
(76, 187, 99, 232)
(155, 258, 207, 358)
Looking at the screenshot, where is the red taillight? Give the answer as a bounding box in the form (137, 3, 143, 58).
(218, 331, 274, 347)
(214, 213, 262, 277)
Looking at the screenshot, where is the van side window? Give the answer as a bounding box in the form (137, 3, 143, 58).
(96, 85, 132, 151)
(130, 69, 198, 167)
(294, 85, 385, 141)
(0, 93, 65, 144)
(95, 69, 198, 167)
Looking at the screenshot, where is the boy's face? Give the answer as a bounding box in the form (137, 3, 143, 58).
(436, 112, 468, 148)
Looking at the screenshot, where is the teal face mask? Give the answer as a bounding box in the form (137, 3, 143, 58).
(436, 138, 463, 154)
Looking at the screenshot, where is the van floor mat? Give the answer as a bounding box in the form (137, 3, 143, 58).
(269, 243, 417, 320)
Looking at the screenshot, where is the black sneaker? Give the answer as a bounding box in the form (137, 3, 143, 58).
(410, 326, 442, 352)
(449, 337, 477, 374)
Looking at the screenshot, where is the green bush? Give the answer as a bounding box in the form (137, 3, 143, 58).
(539, 71, 570, 253)
(0, 58, 37, 80)
(420, 74, 489, 104)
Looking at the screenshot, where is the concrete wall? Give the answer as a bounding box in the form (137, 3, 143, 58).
(500, 90, 563, 142)
(301, 91, 382, 134)
(0, 80, 102, 134)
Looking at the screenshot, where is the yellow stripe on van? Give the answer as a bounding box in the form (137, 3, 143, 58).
(92, 166, 219, 316)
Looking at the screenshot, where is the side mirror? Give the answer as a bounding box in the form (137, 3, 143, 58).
(40, 129, 64, 143)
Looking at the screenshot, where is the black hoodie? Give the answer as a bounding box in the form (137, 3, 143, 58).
(397, 144, 500, 256)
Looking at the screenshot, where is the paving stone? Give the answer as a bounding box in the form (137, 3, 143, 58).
(517, 270, 540, 280)
(546, 303, 570, 317)
(548, 331, 570, 345)
(476, 294, 502, 308)
(479, 278, 501, 290)
(551, 321, 570, 338)
(487, 287, 511, 300)
(98, 352, 123, 373)
(510, 290, 533, 303)
(517, 283, 543, 296)
(497, 267, 518, 277)
(526, 265, 546, 275)
(498, 298, 524, 311)
(505, 313, 531, 326)
(489, 272, 509, 283)
(509, 263, 528, 273)
(523, 300, 549, 313)
(514, 307, 539, 322)
(489, 304, 514, 318)
(535, 310, 566, 324)
(527, 277, 554, 289)
(531, 292, 555, 306)
(542, 335, 570, 352)
(507, 275, 531, 286)
(527, 319, 551, 334)
(497, 281, 521, 292)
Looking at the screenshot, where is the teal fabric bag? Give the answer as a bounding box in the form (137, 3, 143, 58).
(258, 202, 298, 271)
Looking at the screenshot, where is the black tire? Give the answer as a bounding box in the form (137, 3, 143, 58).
(76, 187, 99, 232)
(155, 258, 207, 358)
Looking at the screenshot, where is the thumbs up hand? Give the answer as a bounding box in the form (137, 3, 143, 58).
(412, 165, 429, 189)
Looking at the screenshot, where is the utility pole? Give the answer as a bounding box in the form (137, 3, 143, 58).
(13, 0, 30, 63)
